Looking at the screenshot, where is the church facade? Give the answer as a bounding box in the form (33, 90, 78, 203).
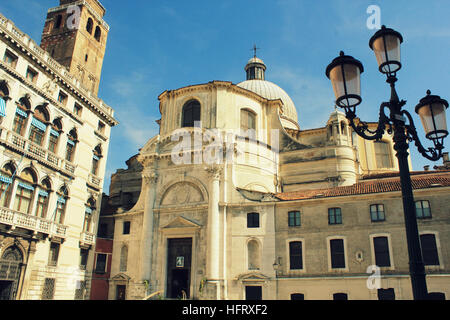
(0, 0, 116, 300)
(100, 56, 450, 300)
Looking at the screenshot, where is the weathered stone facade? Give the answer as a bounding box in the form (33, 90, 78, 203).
(101, 56, 449, 300)
(0, 0, 116, 300)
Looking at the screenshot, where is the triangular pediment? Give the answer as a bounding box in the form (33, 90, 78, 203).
(236, 272, 270, 282)
(111, 273, 131, 281)
(162, 216, 202, 229)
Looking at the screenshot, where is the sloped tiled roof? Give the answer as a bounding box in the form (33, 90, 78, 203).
(275, 171, 450, 201)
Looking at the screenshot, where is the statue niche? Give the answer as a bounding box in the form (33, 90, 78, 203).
(161, 182, 204, 206)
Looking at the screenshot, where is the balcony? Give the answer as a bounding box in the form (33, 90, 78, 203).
(88, 174, 101, 188)
(80, 231, 96, 246)
(0, 206, 67, 239)
(0, 128, 76, 177)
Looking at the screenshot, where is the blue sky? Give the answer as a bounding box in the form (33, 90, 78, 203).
(1, 0, 449, 193)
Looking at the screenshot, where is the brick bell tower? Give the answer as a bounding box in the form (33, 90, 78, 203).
(40, 0, 109, 95)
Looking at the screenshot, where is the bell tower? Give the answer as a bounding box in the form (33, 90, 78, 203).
(40, 0, 109, 95)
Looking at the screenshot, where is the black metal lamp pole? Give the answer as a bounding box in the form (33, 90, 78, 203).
(326, 26, 449, 300)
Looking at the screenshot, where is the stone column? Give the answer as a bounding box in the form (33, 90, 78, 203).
(205, 165, 222, 281)
(139, 170, 158, 284)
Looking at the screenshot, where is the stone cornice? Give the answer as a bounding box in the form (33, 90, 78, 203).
(158, 80, 282, 115)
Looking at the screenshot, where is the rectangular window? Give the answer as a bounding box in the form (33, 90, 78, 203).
(73, 103, 82, 116)
(35, 194, 48, 218)
(373, 236, 391, 267)
(330, 239, 345, 269)
(14, 186, 33, 214)
(370, 204, 385, 222)
(91, 157, 99, 175)
(98, 121, 105, 133)
(328, 208, 342, 225)
(420, 234, 439, 266)
(3, 50, 18, 68)
(57, 91, 68, 106)
(289, 241, 303, 270)
(26, 67, 38, 83)
(98, 223, 108, 238)
(95, 253, 107, 273)
(415, 200, 431, 219)
(48, 134, 58, 153)
(29, 125, 45, 146)
(41, 278, 56, 300)
(74, 280, 86, 300)
(247, 212, 260, 228)
(79, 249, 89, 270)
(288, 211, 301, 227)
(123, 221, 130, 235)
(374, 141, 393, 168)
(66, 142, 74, 162)
(48, 242, 60, 267)
(12, 113, 26, 135)
(240, 109, 256, 131)
(55, 200, 66, 224)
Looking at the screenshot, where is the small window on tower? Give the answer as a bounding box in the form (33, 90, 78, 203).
(85, 54, 88, 62)
(86, 18, 93, 34)
(54, 15, 63, 30)
(94, 26, 101, 42)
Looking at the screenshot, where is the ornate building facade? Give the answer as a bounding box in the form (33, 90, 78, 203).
(101, 55, 450, 300)
(0, 0, 117, 300)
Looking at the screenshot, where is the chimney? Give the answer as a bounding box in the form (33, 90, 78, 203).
(423, 165, 430, 171)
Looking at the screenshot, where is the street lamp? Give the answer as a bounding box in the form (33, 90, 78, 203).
(326, 25, 448, 300)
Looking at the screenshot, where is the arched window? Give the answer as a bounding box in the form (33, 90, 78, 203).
(91, 145, 102, 175)
(240, 109, 256, 131)
(182, 100, 201, 127)
(54, 186, 68, 224)
(29, 106, 49, 146)
(86, 18, 93, 34)
(0, 163, 15, 208)
(54, 15, 63, 30)
(94, 26, 101, 42)
(119, 245, 128, 272)
(14, 168, 37, 214)
(66, 129, 78, 162)
(0, 245, 23, 298)
(48, 119, 62, 154)
(374, 141, 393, 168)
(247, 239, 260, 270)
(35, 178, 51, 218)
(83, 197, 96, 233)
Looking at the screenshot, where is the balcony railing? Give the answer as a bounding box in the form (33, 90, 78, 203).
(81, 231, 95, 246)
(0, 207, 67, 238)
(1, 129, 76, 177)
(88, 174, 101, 187)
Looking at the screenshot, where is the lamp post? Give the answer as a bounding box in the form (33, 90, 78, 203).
(325, 25, 449, 300)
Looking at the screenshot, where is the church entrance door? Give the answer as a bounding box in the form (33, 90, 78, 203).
(166, 238, 192, 299)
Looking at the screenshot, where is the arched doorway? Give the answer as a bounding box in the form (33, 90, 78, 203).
(0, 246, 23, 300)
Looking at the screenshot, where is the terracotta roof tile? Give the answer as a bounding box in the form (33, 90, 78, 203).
(275, 172, 450, 201)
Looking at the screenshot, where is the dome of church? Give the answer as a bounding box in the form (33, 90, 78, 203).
(237, 56, 299, 129)
(237, 79, 299, 125)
